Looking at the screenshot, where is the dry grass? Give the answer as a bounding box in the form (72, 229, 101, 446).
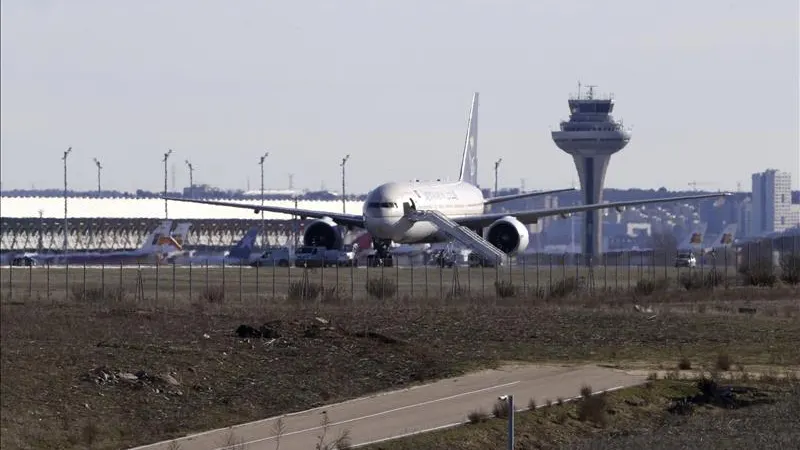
(1, 273, 798, 449)
(365, 378, 800, 450)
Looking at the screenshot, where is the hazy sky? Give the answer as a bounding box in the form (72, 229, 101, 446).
(1, 0, 798, 195)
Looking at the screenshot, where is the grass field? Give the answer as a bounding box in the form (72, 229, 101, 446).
(1, 275, 798, 449)
(0, 260, 764, 304)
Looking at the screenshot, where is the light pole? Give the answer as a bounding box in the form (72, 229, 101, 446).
(259, 151, 269, 248)
(163, 149, 173, 219)
(93, 158, 102, 194)
(494, 158, 503, 198)
(499, 394, 514, 450)
(62, 147, 72, 253)
(185, 160, 194, 198)
(340, 154, 350, 214)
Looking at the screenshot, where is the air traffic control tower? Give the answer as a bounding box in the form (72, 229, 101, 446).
(551, 85, 631, 264)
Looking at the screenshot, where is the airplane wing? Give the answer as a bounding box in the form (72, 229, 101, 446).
(483, 187, 576, 206)
(453, 192, 731, 229)
(162, 197, 365, 228)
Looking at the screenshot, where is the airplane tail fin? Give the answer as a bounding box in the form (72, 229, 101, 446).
(709, 224, 738, 250)
(140, 220, 173, 253)
(170, 222, 192, 248)
(228, 227, 260, 259)
(458, 92, 479, 186)
(678, 222, 707, 251)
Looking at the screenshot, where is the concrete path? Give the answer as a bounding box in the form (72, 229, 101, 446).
(130, 363, 647, 450)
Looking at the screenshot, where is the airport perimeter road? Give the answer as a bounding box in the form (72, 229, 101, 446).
(130, 364, 648, 450)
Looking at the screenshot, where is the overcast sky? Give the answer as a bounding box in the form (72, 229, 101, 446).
(1, 0, 798, 195)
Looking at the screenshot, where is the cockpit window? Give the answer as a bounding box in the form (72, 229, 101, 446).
(367, 202, 398, 208)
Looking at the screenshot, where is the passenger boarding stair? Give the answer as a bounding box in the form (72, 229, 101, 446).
(409, 210, 508, 265)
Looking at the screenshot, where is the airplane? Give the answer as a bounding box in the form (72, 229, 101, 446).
(32, 221, 178, 265)
(163, 92, 731, 265)
(167, 227, 260, 266)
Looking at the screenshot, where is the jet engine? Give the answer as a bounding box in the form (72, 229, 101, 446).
(303, 217, 343, 249)
(485, 216, 530, 255)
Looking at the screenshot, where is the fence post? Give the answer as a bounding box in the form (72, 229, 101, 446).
(410, 257, 414, 299)
(47, 262, 51, 302)
(155, 261, 159, 304)
(189, 262, 193, 302)
(101, 263, 105, 303)
(173, 262, 177, 306)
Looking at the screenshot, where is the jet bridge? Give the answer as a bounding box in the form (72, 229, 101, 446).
(408, 210, 508, 266)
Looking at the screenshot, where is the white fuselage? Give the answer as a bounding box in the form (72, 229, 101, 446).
(362, 181, 486, 243)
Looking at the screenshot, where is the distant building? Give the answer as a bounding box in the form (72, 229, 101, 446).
(751, 169, 793, 234)
(791, 204, 800, 229)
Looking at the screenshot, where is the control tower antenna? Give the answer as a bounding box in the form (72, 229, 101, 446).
(585, 85, 596, 100)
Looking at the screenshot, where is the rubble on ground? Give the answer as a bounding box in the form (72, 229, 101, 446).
(81, 366, 183, 395)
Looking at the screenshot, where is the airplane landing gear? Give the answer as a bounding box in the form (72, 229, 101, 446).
(368, 238, 394, 267)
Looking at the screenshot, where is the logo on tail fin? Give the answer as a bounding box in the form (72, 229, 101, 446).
(458, 92, 479, 186)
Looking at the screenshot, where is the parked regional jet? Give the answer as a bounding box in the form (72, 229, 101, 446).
(168, 227, 260, 266)
(34, 221, 177, 265)
(164, 93, 730, 265)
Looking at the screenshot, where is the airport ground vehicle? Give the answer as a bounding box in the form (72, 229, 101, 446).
(294, 246, 357, 267)
(674, 251, 697, 268)
(250, 247, 292, 267)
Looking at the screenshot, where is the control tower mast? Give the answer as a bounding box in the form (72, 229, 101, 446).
(551, 84, 631, 264)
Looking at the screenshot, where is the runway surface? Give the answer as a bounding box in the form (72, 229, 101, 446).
(130, 363, 648, 450)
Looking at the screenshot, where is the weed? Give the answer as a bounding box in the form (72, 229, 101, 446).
(273, 416, 286, 450)
(549, 278, 579, 298)
(200, 286, 225, 303)
(467, 408, 489, 424)
(634, 278, 669, 296)
(494, 280, 518, 298)
(578, 393, 608, 426)
(678, 357, 692, 370)
(492, 399, 510, 418)
(528, 397, 537, 411)
(320, 286, 347, 304)
(315, 411, 352, 450)
(739, 258, 778, 287)
(779, 254, 800, 285)
(580, 384, 593, 398)
(288, 280, 321, 302)
(716, 353, 732, 371)
(365, 277, 397, 300)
